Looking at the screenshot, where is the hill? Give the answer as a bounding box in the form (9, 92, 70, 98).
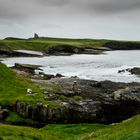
(0, 37, 140, 52)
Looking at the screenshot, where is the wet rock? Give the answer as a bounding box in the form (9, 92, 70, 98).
(32, 72, 64, 80)
(71, 76, 79, 78)
(0, 49, 40, 57)
(43, 74, 55, 80)
(12, 63, 42, 75)
(56, 73, 64, 78)
(118, 67, 140, 75)
(118, 69, 127, 73)
(129, 67, 140, 75)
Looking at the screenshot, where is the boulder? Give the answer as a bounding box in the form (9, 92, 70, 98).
(129, 67, 140, 75)
(13, 63, 42, 75)
(118, 67, 140, 75)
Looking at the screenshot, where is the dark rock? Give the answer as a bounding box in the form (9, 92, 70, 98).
(118, 69, 126, 73)
(0, 49, 40, 57)
(103, 41, 140, 50)
(43, 74, 55, 80)
(26, 105, 32, 116)
(43, 44, 84, 55)
(13, 63, 42, 75)
(101, 86, 140, 123)
(71, 76, 79, 78)
(33, 72, 64, 80)
(3, 78, 140, 125)
(129, 67, 140, 75)
(56, 73, 64, 78)
(43, 44, 103, 55)
(118, 67, 140, 75)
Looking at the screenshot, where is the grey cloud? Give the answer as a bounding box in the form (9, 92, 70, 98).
(87, 0, 140, 14)
(35, 0, 140, 14)
(34, 0, 69, 6)
(1, 0, 140, 19)
(0, 0, 140, 40)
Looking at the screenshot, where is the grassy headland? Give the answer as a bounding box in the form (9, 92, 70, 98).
(0, 37, 140, 52)
(0, 37, 140, 140)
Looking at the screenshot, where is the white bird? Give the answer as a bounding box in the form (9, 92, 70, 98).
(27, 88, 32, 94)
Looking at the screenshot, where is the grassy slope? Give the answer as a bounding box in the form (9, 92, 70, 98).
(1, 37, 140, 51)
(0, 115, 139, 140)
(0, 65, 139, 140)
(0, 38, 107, 51)
(0, 62, 61, 107)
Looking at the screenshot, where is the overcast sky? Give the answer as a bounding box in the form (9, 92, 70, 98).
(0, 0, 140, 40)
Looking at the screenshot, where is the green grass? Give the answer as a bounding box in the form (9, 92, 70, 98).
(84, 115, 140, 140)
(0, 62, 140, 140)
(41, 123, 105, 140)
(73, 96, 83, 101)
(1, 37, 140, 52)
(0, 62, 61, 107)
(0, 38, 106, 51)
(0, 38, 140, 139)
(6, 112, 35, 125)
(0, 115, 139, 140)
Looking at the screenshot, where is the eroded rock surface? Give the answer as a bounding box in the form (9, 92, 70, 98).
(12, 78, 140, 124)
(1, 77, 140, 125)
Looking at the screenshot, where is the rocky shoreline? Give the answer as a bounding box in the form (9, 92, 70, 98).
(0, 49, 42, 57)
(2, 40, 140, 57)
(0, 45, 140, 127)
(1, 78, 139, 126)
(1, 64, 140, 126)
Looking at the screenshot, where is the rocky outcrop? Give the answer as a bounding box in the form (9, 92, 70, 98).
(33, 72, 64, 80)
(103, 41, 140, 50)
(12, 63, 42, 75)
(8, 79, 140, 125)
(43, 44, 103, 55)
(101, 86, 140, 123)
(14, 63, 42, 70)
(118, 67, 140, 76)
(12, 64, 65, 80)
(0, 49, 40, 57)
(129, 67, 140, 75)
(43, 44, 83, 55)
(15, 101, 69, 123)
